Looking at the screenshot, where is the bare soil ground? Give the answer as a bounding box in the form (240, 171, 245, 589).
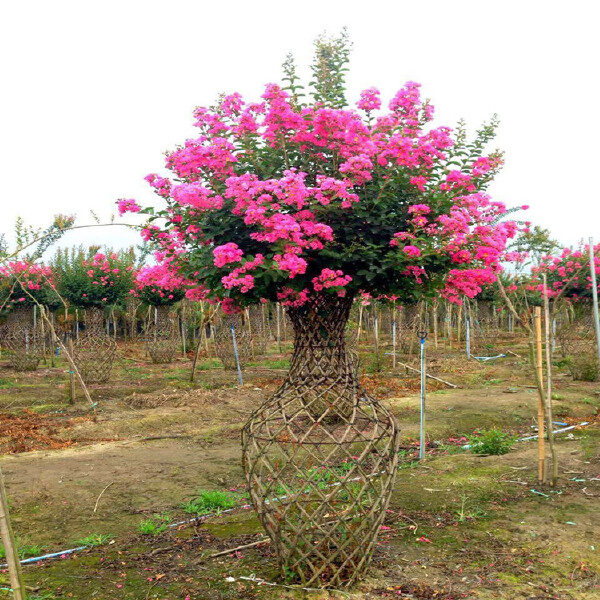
(0, 337, 599, 599)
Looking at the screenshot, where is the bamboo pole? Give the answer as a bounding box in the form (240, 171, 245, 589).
(543, 275, 558, 486)
(356, 304, 364, 343)
(276, 303, 282, 353)
(0, 467, 26, 600)
(432, 301, 438, 350)
(68, 336, 76, 404)
(533, 306, 546, 483)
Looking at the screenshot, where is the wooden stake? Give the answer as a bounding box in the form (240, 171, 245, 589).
(0, 467, 26, 600)
(543, 275, 558, 486)
(533, 306, 546, 484)
(432, 301, 439, 350)
(68, 336, 76, 404)
(190, 337, 203, 383)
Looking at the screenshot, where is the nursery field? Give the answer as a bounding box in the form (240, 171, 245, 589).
(0, 337, 599, 600)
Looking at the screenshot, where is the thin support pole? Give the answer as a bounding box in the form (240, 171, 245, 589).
(190, 337, 203, 383)
(231, 325, 243, 386)
(68, 336, 76, 404)
(465, 314, 471, 359)
(418, 330, 428, 460)
(588, 237, 600, 367)
(373, 314, 380, 371)
(533, 306, 546, 483)
(392, 318, 397, 370)
(543, 274, 558, 486)
(276, 304, 282, 354)
(0, 467, 26, 600)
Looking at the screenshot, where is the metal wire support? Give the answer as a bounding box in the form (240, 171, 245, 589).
(417, 329, 428, 460)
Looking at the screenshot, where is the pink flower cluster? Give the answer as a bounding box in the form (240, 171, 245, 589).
(134, 263, 186, 300)
(116, 198, 141, 215)
(311, 269, 352, 295)
(213, 243, 244, 268)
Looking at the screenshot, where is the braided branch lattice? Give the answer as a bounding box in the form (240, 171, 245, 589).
(556, 305, 599, 381)
(214, 312, 253, 370)
(248, 304, 269, 357)
(242, 294, 400, 587)
(72, 307, 117, 384)
(146, 305, 179, 364)
(2, 306, 41, 371)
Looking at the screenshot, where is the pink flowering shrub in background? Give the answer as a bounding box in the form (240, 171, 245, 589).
(126, 37, 520, 310)
(54, 249, 135, 308)
(0, 261, 62, 310)
(530, 242, 600, 301)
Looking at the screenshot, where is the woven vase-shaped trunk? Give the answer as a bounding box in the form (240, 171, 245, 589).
(146, 306, 179, 364)
(214, 313, 252, 370)
(242, 294, 400, 588)
(557, 303, 598, 381)
(72, 308, 117, 384)
(3, 306, 41, 371)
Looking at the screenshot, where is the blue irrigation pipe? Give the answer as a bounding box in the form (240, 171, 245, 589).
(418, 330, 427, 460)
(231, 324, 243, 386)
(0, 545, 89, 568)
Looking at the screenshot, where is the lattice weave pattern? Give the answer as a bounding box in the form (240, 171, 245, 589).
(72, 308, 117, 384)
(214, 313, 252, 370)
(242, 295, 400, 587)
(146, 305, 179, 364)
(2, 307, 41, 371)
(556, 306, 598, 381)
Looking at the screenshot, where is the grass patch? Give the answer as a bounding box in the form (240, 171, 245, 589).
(74, 533, 113, 547)
(181, 489, 238, 516)
(138, 513, 172, 535)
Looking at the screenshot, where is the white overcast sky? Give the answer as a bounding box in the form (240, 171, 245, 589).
(1, 0, 598, 256)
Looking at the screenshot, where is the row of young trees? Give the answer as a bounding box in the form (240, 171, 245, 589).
(0, 247, 186, 315)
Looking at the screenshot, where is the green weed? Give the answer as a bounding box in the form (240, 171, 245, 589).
(75, 533, 113, 547)
(181, 489, 237, 516)
(467, 428, 516, 455)
(138, 513, 172, 535)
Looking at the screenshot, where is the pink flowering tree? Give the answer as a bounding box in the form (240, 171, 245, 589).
(0, 261, 62, 312)
(125, 35, 522, 585)
(54, 250, 134, 309)
(531, 243, 600, 302)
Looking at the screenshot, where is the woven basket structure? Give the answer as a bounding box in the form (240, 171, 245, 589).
(397, 303, 422, 353)
(469, 301, 500, 354)
(2, 306, 41, 371)
(214, 313, 253, 370)
(248, 304, 269, 356)
(126, 297, 141, 341)
(146, 305, 179, 364)
(556, 305, 599, 381)
(72, 307, 117, 384)
(242, 295, 400, 587)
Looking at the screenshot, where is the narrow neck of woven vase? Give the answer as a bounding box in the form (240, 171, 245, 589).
(154, 305, 174, 332)
(84, 307, 105, 335)
(286, 294, 356, 391)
